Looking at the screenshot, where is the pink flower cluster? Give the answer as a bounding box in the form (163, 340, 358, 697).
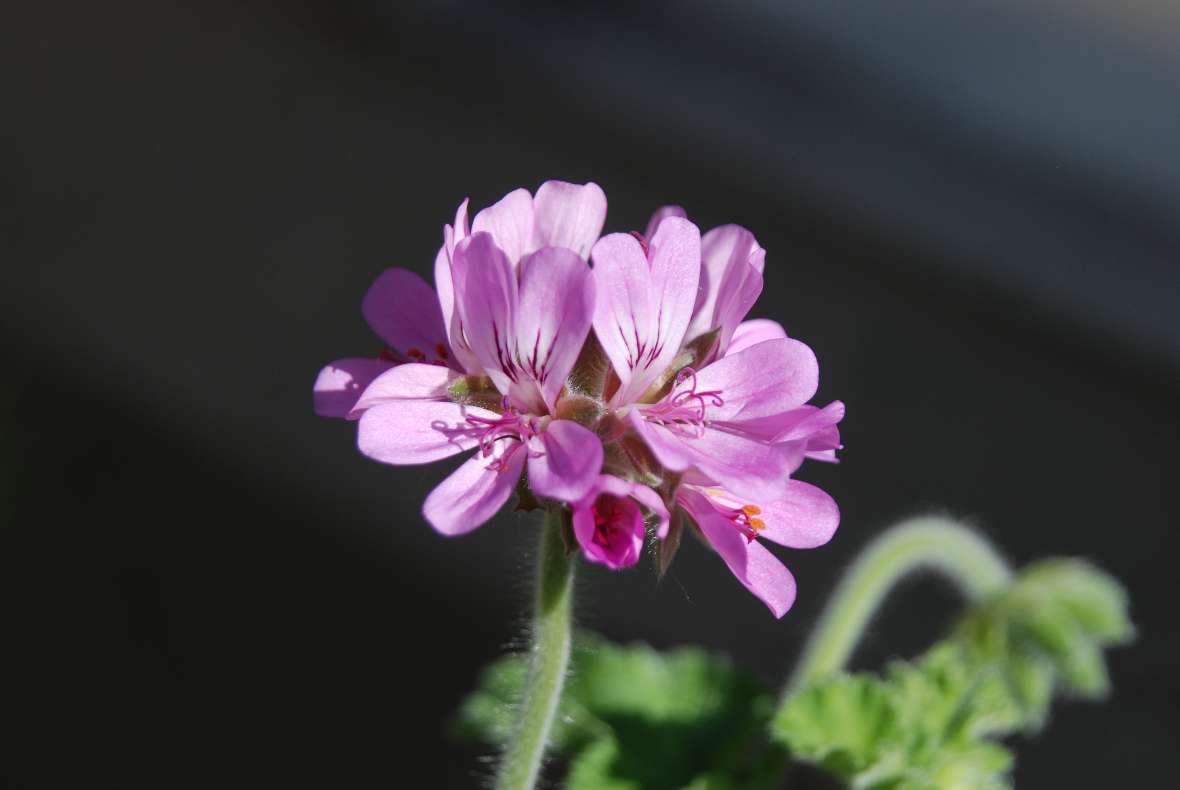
(314, 181, 843, 617)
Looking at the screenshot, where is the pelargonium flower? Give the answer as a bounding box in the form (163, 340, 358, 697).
(590, 215, 829, 502)
(571, 475, 670, 570)
(314, 183, 843, 617)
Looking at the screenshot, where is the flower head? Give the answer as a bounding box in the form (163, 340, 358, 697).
(314, 186, 843, 616)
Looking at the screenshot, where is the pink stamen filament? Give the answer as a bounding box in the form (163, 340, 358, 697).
(465, 400, 544, 473)
(643, 367, 724, 438)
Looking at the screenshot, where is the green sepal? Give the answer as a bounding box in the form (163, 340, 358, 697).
(637, 327, 722, 405)
(447, 374, 502, 410)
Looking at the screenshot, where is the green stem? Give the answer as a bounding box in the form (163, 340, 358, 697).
(496, 508, 575, 790)
(784, 516, 1012, 698)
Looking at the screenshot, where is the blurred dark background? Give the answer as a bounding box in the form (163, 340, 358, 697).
(3, 1, 1178, 787)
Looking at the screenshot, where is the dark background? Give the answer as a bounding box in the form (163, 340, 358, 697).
(4, 1, 1178, 787)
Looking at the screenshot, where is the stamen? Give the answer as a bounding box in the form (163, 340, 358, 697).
(464, 402, 543, 474)
(713, 499, 768, 543)
(641, 367, 725, 438)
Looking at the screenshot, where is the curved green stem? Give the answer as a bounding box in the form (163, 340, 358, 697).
(784, 516, 1012, 699)
(496, 508, 575, 790)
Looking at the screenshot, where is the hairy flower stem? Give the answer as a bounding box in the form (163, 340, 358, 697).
(496, 508, 575, 790)
(783, 516, 1013, 700)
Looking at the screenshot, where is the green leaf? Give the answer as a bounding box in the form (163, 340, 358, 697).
(773, 674, 897, 775)
(458, 633, 775, 790)
(955, 557, 1133, 722)
(567, 739, 639, 790)
(773, 557, 1131, 788)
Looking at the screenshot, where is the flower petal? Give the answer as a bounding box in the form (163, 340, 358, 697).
(681, 488, 797, 618)
(422, 443, 526, 536)
(313, 358, 393, 418)
(349, 363, 458, 415)
(757, 480, 840, 549)
(594, 475, 670, 537)
(472, 187, 534, 265)
(687, 338, 819, 425)
(527, 419, 603, 503)
(515, 246, 596, 412)
(629, 413, 795, 503)
(684, 225, 765, 350)
(356, 400, 493, 465)
(532, 180, 607, 259)
(361, 268, 450, 363)
(772, 401, 845, 462)
(451, 232, 520, 397)
(727, 319, 787, 356)
(643, 205, 687, 240)
(591, 217, 700, 404)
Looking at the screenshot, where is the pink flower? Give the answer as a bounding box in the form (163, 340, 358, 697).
(676, 474, 839, 617)
(316, 181, 608, 535)
(571, 476, 670, 570)
(591, 220, 823, 502)
(316, 181, 607, 418)
(589, 206, 844, 612)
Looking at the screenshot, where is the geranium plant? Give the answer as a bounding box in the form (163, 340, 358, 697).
(314, 181, 1131, 789)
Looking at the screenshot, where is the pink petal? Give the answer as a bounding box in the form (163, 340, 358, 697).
(313, 358, 393, 418)
(646, 217, 703, 388)
(629, 413, 794, 503)
(689, 338, 819, 425)
(361, 268, 450, 364)
(451, 232, 519, 397)
(589, 232, 653, 396)
(515, 246, 596, 412)
(680, 489, 796, 618)
(727, 319, 787, 356)
(452, 197, 471, 244)
(757, 480, 840, 549)
(435, 199, 480, 376)
(772, 401, 845, 462)
(532, 181, 607, 259)
(471, 188, 534, 265)
(356, 400, 494, 465)
(685, 225, 765, 350)
(422, 444, 526, 536)
(591, 217, 701, 404)
(617, 479, 671, 539)
(349, 363, 458, 416)
(643, 205, 687, 240)
(527, 419, 603, 503)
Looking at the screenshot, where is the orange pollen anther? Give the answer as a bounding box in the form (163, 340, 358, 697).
(748, 517, 766, 531)
(741, 504, 762, 516)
